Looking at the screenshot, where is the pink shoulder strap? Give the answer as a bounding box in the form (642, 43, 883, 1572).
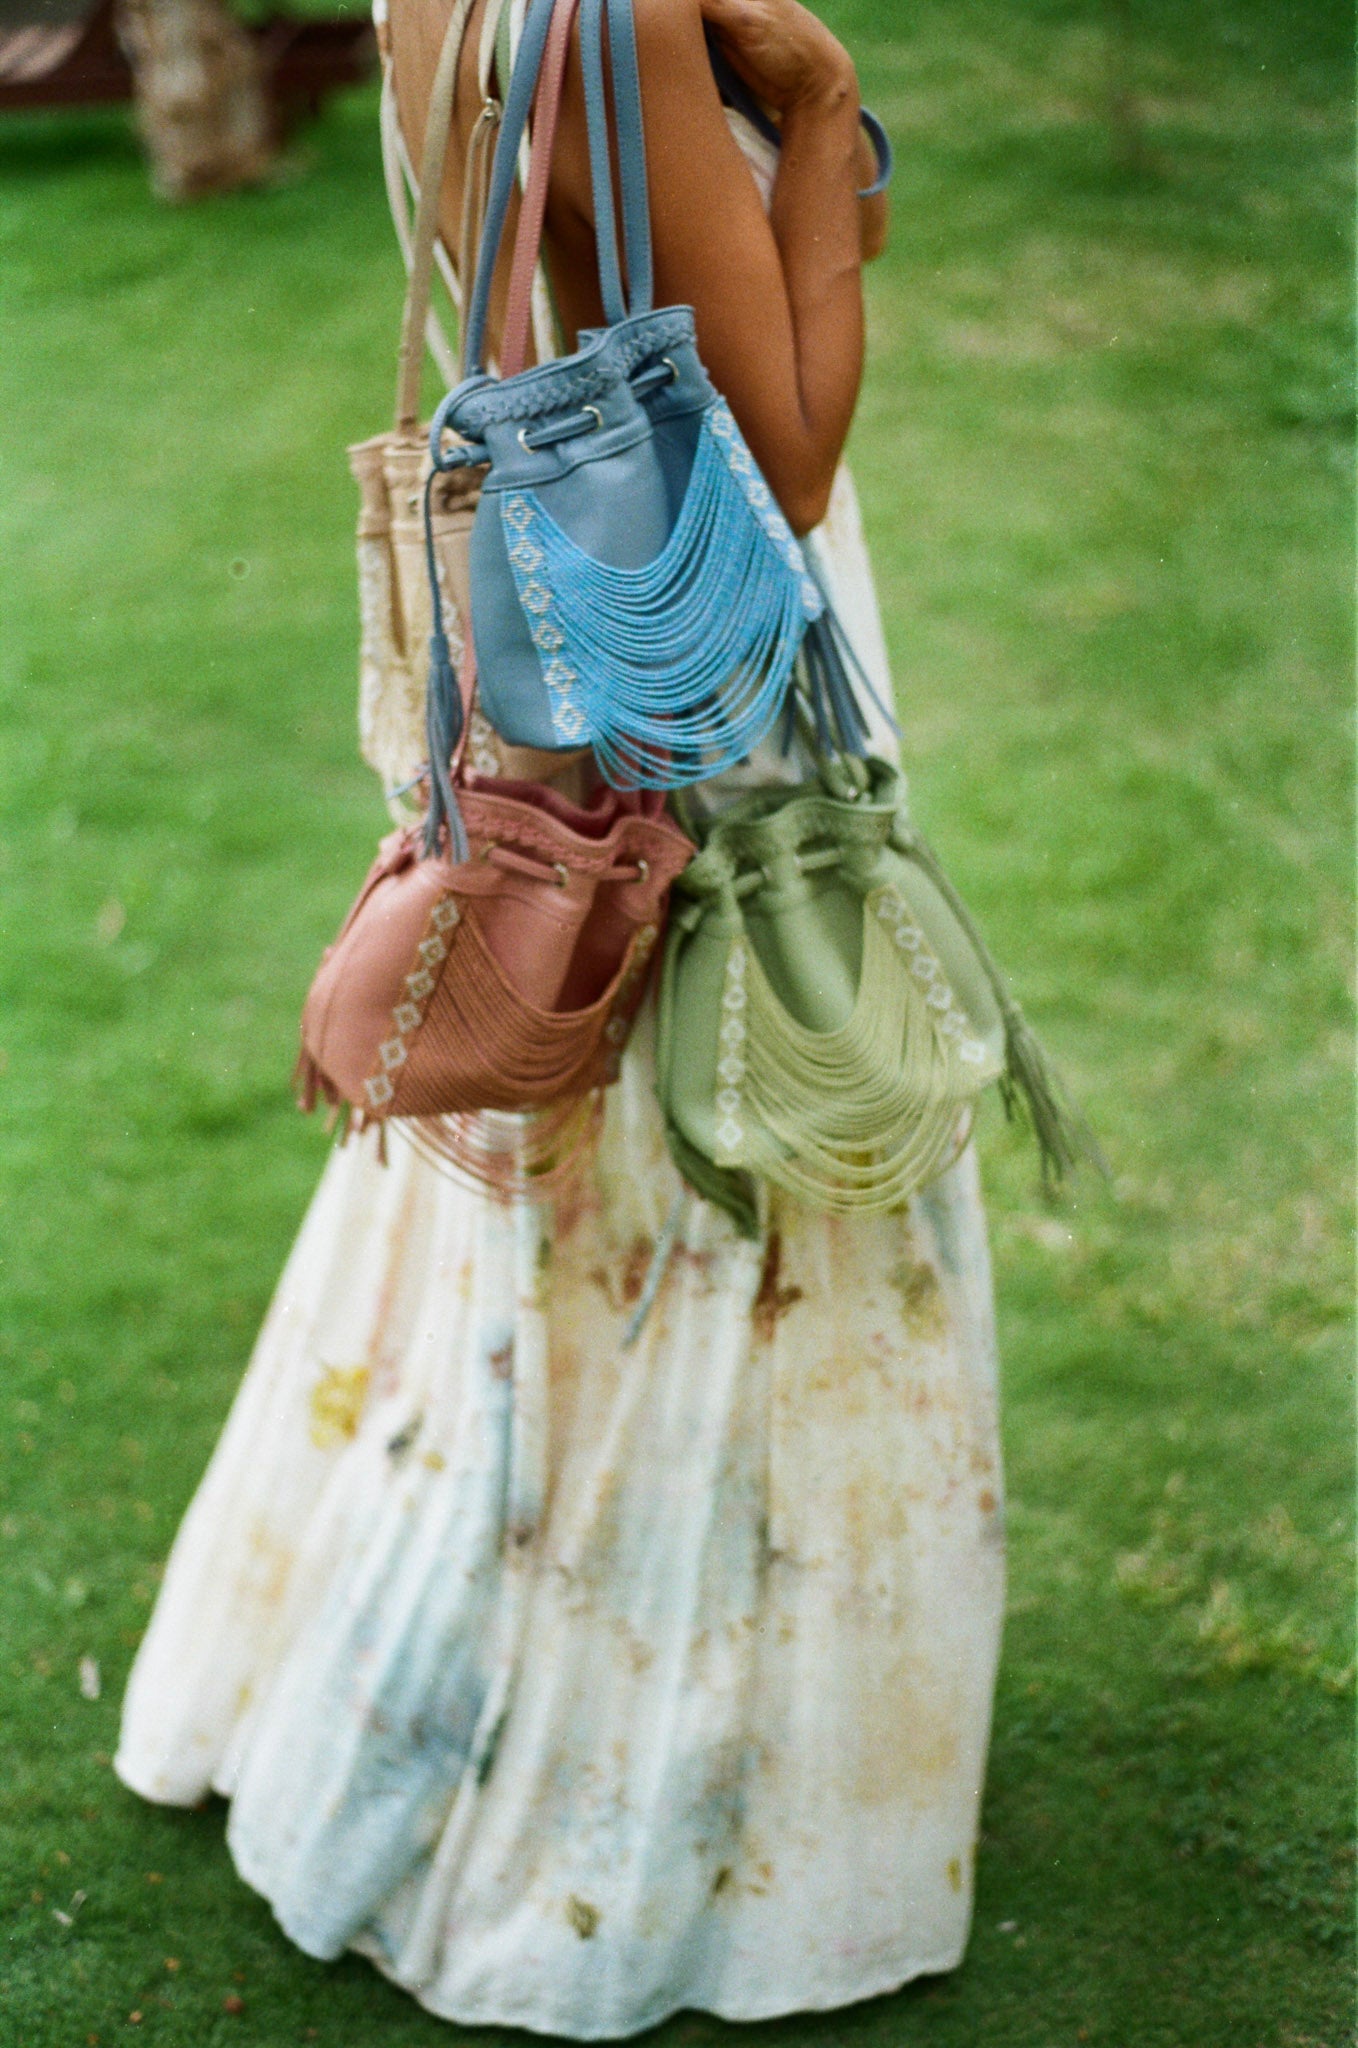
(500, 0, 581, 377)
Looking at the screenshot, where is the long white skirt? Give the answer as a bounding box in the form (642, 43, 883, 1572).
(116, 471, 1006, 2038)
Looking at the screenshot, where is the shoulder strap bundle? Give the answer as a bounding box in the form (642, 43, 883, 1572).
(384, 0, 562, 424)
(426, 0, 829, 788)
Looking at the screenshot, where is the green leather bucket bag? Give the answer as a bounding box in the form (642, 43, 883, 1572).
(656, 757, 1095, 1236)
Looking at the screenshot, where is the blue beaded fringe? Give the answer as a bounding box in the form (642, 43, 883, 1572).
(499, 399, 822, 787)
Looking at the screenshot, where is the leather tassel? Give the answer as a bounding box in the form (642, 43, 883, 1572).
(798, 609, 875, 757)
(900, 820, 1107, 1191)
(421, 468, 470, 862)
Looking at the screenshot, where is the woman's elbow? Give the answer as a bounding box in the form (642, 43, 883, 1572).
(860, 194, 890, 265)
(741, 426, 842, 536)
(781, 471, 836, 538)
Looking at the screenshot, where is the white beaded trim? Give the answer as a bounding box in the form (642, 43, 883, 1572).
(712, 941, 748, 1163)
(502, 493, 589, 745)
(363, 894, 462, 1111)
(705, 400, 822, 619)
(872, 887, 990, 1066)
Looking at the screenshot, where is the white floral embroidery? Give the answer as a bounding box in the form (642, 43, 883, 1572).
(364, 893, 463, 1111)
(705, 401, 822, 618)
(872, 888, 990, 1066)
(508, 535, 545, 576)
(500, 493, 589, 745)
(713, 943, 748, 1160)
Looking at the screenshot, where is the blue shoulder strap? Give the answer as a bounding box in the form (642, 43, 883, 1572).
(606, 0, 653, 311)
(462, 0, 558, 376)
(464, 0, 653, 373)
(580, 0, 652, 324)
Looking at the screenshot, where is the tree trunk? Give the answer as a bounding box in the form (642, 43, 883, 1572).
(117, 0, 276, 199)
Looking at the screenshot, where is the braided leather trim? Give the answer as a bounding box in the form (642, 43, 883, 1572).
(459, 799, 688, 875)
(449, 310, 696, 432)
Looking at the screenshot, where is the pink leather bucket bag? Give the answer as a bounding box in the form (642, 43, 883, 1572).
(295, 775, 692, 1186)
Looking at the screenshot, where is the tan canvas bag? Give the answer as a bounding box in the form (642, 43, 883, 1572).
(351, 0, 507, 817)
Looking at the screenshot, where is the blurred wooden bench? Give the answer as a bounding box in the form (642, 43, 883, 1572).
(0, 0, 376, 126)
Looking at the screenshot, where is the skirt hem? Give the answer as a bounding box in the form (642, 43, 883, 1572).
(352, 1931, 968, 2039)
(113, 1748, 214, 1812)
(226, 1831, 968, 2034)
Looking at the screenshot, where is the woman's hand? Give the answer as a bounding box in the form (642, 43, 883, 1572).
(699, 0, 854, 113)
(700, 0, 886, 263)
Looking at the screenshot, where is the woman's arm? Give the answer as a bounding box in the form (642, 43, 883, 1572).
(619, 0, 870, 533)
(390, 0, 877, 533)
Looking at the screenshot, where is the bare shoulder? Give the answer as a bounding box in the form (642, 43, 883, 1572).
(629, 0, 706, 45)
(628, 0, 731, 108)
(625, 0, 760, 189)
(551, 0, 757, 238)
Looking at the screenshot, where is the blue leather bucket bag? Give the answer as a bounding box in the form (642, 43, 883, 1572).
(425, 0, 825, 793)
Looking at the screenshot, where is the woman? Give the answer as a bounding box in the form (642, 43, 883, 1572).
(116, 0, 1005, 2034)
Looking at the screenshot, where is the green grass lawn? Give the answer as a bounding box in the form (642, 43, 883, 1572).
(0, 1, 1352, 2042)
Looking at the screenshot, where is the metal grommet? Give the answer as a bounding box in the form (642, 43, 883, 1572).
(661, 357, 679, 383)
(517, 426, 537, 454)
(553, 862, 570, 888)
(634, 858, 650, 883)
(582, 404, 604, 432)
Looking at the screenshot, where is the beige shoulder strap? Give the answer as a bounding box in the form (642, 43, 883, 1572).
(392, 0, 484, 432)
(379, 70, 458, 386)
(381, 0, 515, 425)
(476, 0, 506, 96)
